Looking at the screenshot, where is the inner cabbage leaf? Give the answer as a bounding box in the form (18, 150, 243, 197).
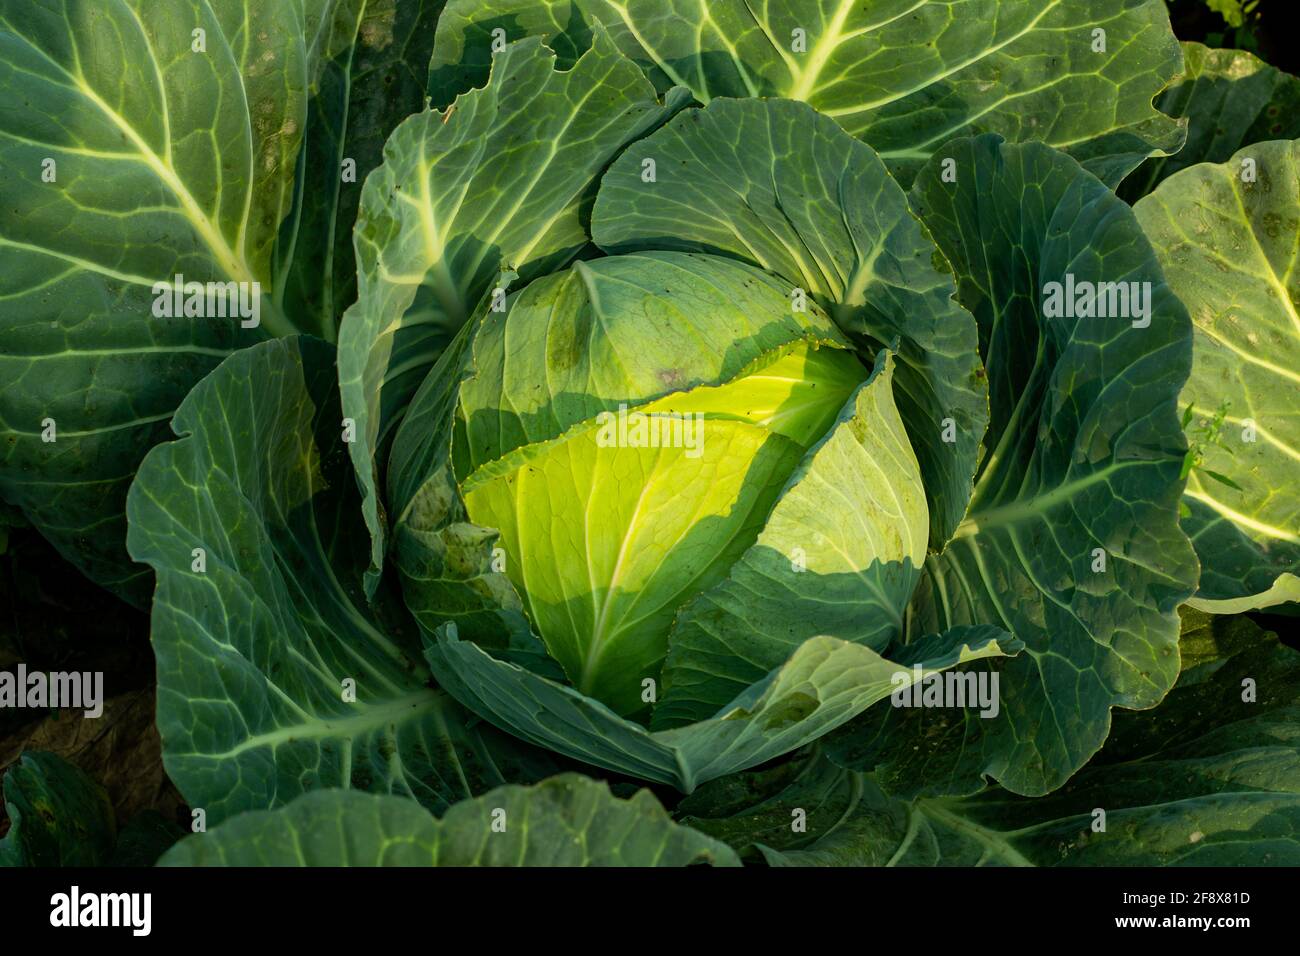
(460, 340, 867, 716)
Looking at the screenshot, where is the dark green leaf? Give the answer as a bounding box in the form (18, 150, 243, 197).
(430, 0, 1185, 186)
(839, 135, 1198, 797)
(160, 774, 740, 866)
(126, 337, 557, 826)
(338, 33, 688, 592)
(692, 613, 1300, 865)
(108, 811, 185, 867)
(0, 0, 436, 602)
(1121, 42, 1300, 202)
(0, 751, 115, 867)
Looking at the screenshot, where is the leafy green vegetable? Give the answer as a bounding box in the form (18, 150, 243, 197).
(4, 0, 1294, 872)
(0, 0, 438, 604)
(389, 225, 1020, 784)
(127, 337, 559, 825)
(427, 619, 1014, 790)
(430, 0, 1186, 186)
(0, 751, 115, 867)
(1122, 41, 1300, 201)
(1136, 139, 1300, 608)
(338, 34, 689, 594)
(107, 810, 186, 868)
(591, 97, 988, 549)
(159, 774, 740, 866)
(453, 253, 887, 717)
(686, 611, 1300, 865)
(841, 135, 1198, 797)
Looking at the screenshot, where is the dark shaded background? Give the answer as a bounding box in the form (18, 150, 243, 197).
(1167, 0, 1295, 71)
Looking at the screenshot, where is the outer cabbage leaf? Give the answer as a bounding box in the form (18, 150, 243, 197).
(846, 135, 1197, 797)
(273, 0, 446, 333)
(337, 34, 687, 593)
(0, 751, 115, 867)
(1135, 139, 1300, 609)
(783, 612, 1300, 865)
(429, 0, 1186, 187)
(1121, 42, 1300, 203)
(160, 774, 740, 866)
(0, 0, 433, 603)
(671, 744, 862, 862)
(426, 621, 1014, 791)
(126, 337, 558, 826)
(1184, 576, 1300, 616)
(592, 97, 987, 548)
(384, 322, 541, 654)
